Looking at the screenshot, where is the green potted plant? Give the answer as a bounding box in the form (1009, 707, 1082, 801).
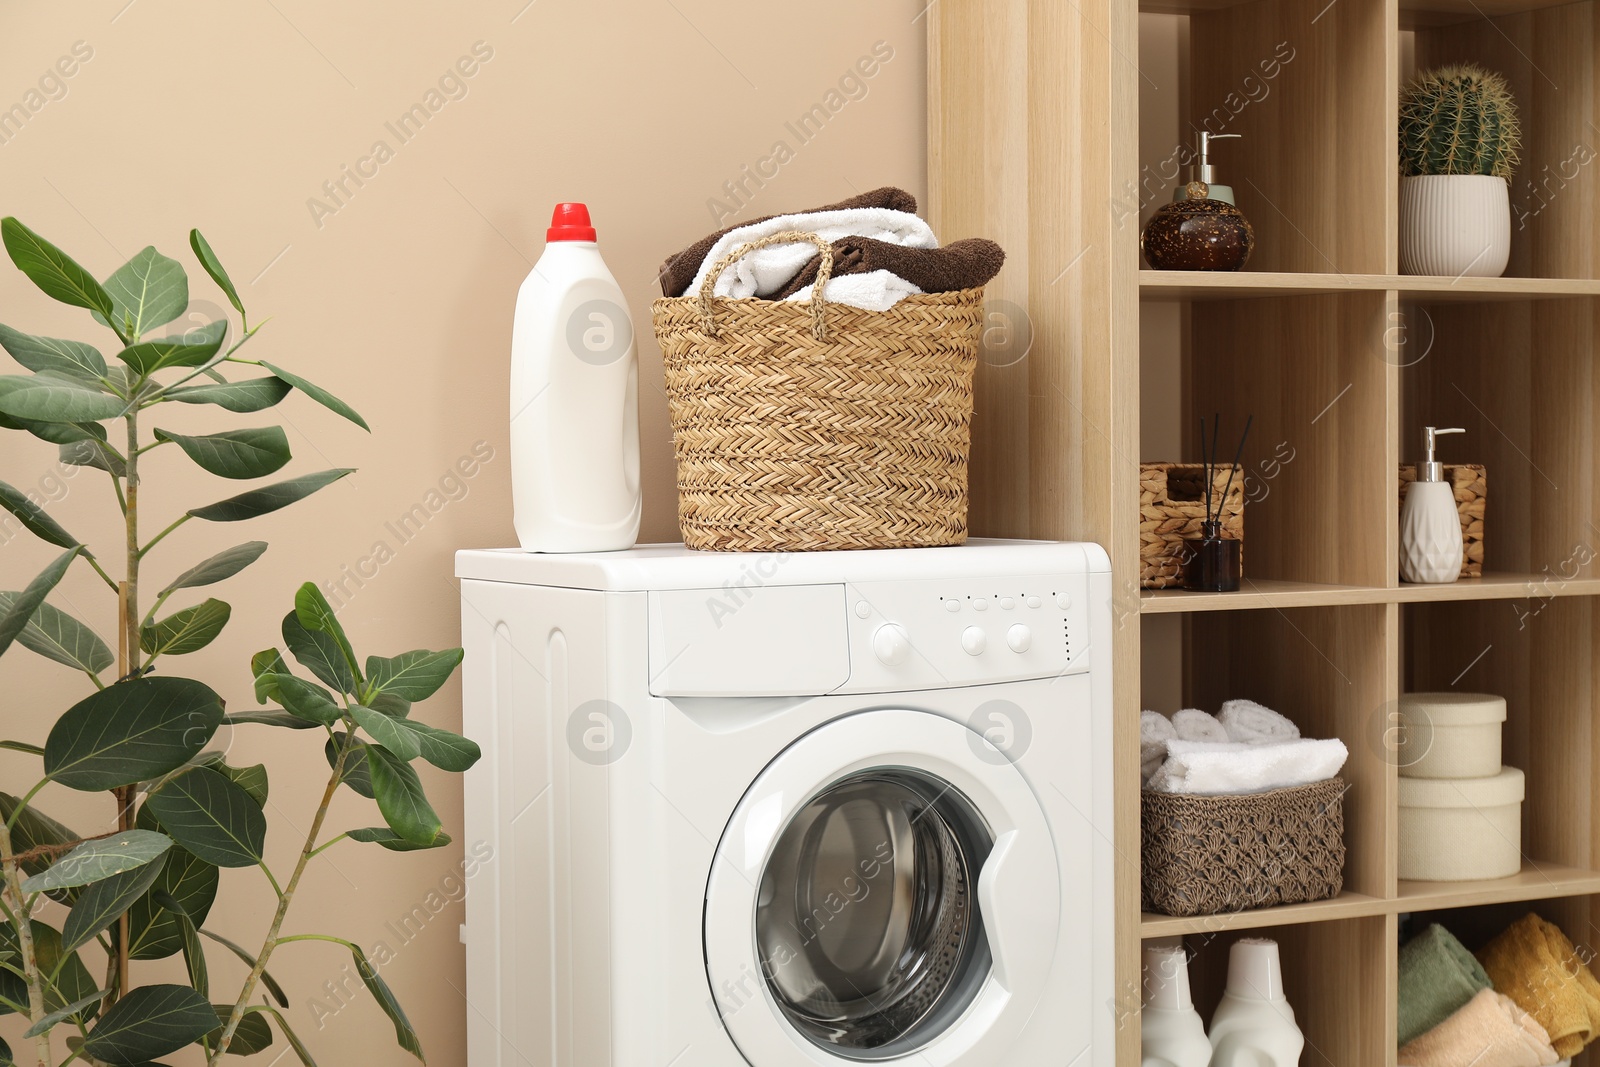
(0, 218, 477, 1065)
(1399, 64, 1522, 277)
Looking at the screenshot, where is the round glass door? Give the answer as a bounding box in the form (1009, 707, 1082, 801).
(753, 769, 994, 1060)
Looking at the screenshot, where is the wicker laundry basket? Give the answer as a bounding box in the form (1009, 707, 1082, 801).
(1141, 778, 1347, 917)
(652, 231, 984, 552)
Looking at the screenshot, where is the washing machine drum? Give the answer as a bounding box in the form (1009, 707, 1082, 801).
(705, 710, 1061, 1066)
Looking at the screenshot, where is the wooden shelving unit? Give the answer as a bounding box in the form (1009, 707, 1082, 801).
(929, 0, 1600, 1062)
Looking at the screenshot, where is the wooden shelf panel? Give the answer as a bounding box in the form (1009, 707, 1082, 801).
(1139, 270, 1600, 301)
(1140, 892, 1389, 937)
(1141, 0, 1574, 18)
(1140, 573, 1600, 613)
(1399, 862, 1600, 911)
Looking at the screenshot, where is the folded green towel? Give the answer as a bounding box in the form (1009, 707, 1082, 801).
(1399, 924, 1494, 1046)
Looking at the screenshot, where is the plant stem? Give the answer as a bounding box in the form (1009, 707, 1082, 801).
(210, 735, 352, 1062)
(138, 514, 190, 560)
(113, 404, 143, 1003)
(0, 816, 52, 1067)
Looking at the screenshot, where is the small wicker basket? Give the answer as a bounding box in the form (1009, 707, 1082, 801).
(1140, 463, 1245, 588)
(1398, 463, 1486, 578)
(1141, 778, 1347, 917)
(652, 231, 983, 552)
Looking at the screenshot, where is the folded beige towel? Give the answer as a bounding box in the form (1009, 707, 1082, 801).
(1478, 914, 1600, 1058)
(1398, 989, 1560, 1067)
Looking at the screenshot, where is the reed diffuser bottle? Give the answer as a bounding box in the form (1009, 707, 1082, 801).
(1183, 414, 1251, 592)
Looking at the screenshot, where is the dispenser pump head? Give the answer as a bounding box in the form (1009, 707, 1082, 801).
(1419, 426, 1465, 481)
(1177, 132, 1241, 205)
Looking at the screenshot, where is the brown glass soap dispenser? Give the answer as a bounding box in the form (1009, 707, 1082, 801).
(1142, 132, 1256, 272)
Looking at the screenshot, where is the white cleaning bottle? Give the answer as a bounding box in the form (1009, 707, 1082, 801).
(1399, 426, 1466, 583)
(510, 203, 641, 552)
(1141, 944, 1212, 1067)
(1207, 938, 1304, 1067)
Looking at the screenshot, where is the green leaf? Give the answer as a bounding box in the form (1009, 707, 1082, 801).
(22, 988, 106, 1037)
(45, 676, 224, 791)
(154, 426, 290, 480)
(0, 594, 112, 676)
(159, 542, 267, 596)
(165, 375, 290, 412)
(0, 323, 106, 380)
(96, 246, 188, 340)
(347, 827, 453, 852)
(209, 1004, 273, 1055)
(271, 674, 341, 725)
(82, 983, 218, 1065)
(247, 1005, 315, 1065)
(115, 319, 226, 375)
(259, 362, 370, 431)
(250, 647, 288, 702)
(0, 372, 125, 421)
(224, 709, 318, 730)
(0, 218, 115, 322)
(127, 831, 218, 961)
(367, 744, 443, 846)
(199, 929, 288, 1008)
(327, 734, 374, 798)
(188, 468, 353, 522)
(20, 830, 172, 894)
(0, 1033, 11, 1062)
(210, 760, 267, 807)
(189, 230, 244, 317)
(0, 920, 96, 1016)
(61, 853, 169, 952)
(394, 719, 481, 772)
(365, 648, 464, 705)
(0, 546, 80, 660)
(0, 480, 79, 549)
(368, 691, 411, 717)
(0, 793, 78, 888)
(350, 943, 424, 1060)
(295, 583, 361, 686)
(0, 412, 107, 445)
(139, 598, 231, 657)
(283, 610, 357, 693)
(60, 437, 126, 478)
(144, 767, 266, 868)
(352, 705, 420, 760)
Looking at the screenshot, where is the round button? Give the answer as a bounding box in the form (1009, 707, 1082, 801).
(854, 601, 871, 619)
(1026, 595, 1041, 609)
(961, 626, 987, 656)
(1055, 592, 1071, 610)
(872, 623, 912, 666)
(973, 598, 989, 611)
(1000, 596, 1015, 610)
(944, 599, 960, 613)
(1007, 624, 1032, 653)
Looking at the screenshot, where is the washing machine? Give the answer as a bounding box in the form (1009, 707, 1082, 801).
(455, 539, 1114, 1067)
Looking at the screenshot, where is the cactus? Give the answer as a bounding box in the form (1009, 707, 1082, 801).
(1400, 64, 1522, 181)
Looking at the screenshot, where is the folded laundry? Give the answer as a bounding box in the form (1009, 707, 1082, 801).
(1219, 698, 1302, 745)
(1398, 923, 1495, 1046)
(1141, 710, 1175, 784)
(1478, 914, 1600, 1059)
(1144, 737, 1348, 795)
(1398, 989, 1561, 1067)
(1171, 708, 1229, 743)
(657, 186, 918, 298)
(782, 269, 924, 313)
(771, 235, 1006, 299)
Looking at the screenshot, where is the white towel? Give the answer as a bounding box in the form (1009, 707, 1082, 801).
(782, 269, 925, 312)
(1218, 698, 1301, 745)
(1172, 708, 1229, 743)
(1145, 738, 1349, 795)
(687, 207, 938, 301)
(1141, 710, 1175, 784)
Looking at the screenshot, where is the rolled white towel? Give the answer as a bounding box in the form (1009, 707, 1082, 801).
(1172, 708, 1229, 743)
(1141, 710, 1175, 784)
(1218, 698, 1301, 745)
(1145, 738, 1349, 796)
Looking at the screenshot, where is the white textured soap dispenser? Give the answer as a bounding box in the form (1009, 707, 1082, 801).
(1140, 944, 1212, 1067)
(1207, 938, 1304, 1067)
(1400, 426, 1466, 584)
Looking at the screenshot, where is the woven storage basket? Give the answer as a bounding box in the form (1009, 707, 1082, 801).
(1141, 778, 1346, 917)
(1139, 463, 1245, 588)
(652, 231, 983, 552)
(1398, 463, 1486, 578)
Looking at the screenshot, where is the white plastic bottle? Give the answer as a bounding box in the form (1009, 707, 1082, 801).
(510, 203, 641, 552)
(1141, 944, 1212, 1067)
(1400, 426, 1466, 584)
(1207, 938, 1304, 1067)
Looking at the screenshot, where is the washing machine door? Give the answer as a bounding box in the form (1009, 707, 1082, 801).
(704, 709, 1061, 1066)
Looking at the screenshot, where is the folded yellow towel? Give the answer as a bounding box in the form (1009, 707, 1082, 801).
(1398, 989, 1560, 1067)
(1477, 913, 1600, 1058)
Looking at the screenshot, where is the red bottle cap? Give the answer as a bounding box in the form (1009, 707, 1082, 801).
(547, 202, 597, 242)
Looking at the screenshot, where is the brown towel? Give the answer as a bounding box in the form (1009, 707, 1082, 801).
(1397, 989, 1560, 1067)
(656, 186, 918, 297)
(771, 236, 1006, 299)
(1477, 913, 1600, 1058)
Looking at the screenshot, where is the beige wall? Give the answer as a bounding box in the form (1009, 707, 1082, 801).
(0, 2, 926, 1061)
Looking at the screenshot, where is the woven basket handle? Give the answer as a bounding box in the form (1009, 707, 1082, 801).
(698, 230, 835, 342)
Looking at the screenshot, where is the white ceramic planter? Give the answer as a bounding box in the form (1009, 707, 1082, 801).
(1399, 174, 1511, 278)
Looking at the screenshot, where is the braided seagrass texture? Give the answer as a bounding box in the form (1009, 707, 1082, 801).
(1141, 778, 1346, 918)
(652, 231, 983, 551)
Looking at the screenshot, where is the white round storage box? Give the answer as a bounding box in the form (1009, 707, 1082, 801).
(1397, 692, 1506, 779)
(1399, 767, 1524, 881)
